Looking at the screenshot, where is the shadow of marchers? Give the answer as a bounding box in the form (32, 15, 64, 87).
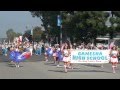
(7, 64, 23, 68)
(48, 69, 111, 73)
(44, 62, 54, 65)
(81, 64, 102, 68)
(48, 70, 66, 73)
(44, 63, 58, 66)
(24, 59, 43, 62)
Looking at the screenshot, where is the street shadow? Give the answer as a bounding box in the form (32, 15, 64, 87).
(71, 67, 81, 69)
(81, 64, 102, 68)
(44, 62, 57, 66)
(25, 59, 43, 62)
(7, 63, 23, 68)
(48, 70, 65, 73)
(48, 69, 111, 73)
(8, 65, 23, 68)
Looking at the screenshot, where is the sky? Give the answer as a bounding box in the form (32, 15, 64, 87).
(0, 11, 42, 38)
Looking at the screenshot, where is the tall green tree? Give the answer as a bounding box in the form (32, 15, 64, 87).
(6, 29, 23, 42)
(30, 11, 110, 44)
(33, 26, 43, 42)
(30, 11, 61, 42)
(6, 29, 16, 42)
(61, 11, 109, 44)
(108, 11, 120, 39)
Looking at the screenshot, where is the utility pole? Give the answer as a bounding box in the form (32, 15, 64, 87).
(60, 25, 62, 46)
(57, 13, 62, 46)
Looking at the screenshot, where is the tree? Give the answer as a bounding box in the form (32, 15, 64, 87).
(108, 11, 120, 39)
(6, 29, 23, 42)
(33, 26, 43, 42)
(61, 11, 109, 44)
(30, 11, 110, 44)
(30, 11, 61, 43)
(41, 31, 46, 42)
(6, 29, 16, 42)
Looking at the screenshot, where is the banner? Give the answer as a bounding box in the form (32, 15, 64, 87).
(70, 50, 110, 63)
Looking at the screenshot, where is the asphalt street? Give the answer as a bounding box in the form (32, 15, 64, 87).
(0, 54, 120, 79)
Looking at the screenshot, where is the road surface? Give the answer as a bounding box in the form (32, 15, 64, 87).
(0, 54, 120, 79)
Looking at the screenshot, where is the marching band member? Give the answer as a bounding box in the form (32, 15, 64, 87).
(110, 45, 119, 73)
(44, 46, 49, 62)
(52, 46, 57, 64)
(44, 46, 53, 62)
(61, 42, 71, 73)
